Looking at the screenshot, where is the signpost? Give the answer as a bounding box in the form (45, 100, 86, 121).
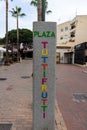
(33, 22, 57, 130)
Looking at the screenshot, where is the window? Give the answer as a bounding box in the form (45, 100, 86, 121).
(70, 31, 75, 37)
(60, 36, 63, 40)
(71, 22, 76, 30)
(64, 35, 68, 39)
(61, 28, 63, 32)
(65, 27, 68, 31)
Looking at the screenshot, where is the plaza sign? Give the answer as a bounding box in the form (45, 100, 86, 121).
(33, 22, 57, 130)
(34, 31, 56, 38)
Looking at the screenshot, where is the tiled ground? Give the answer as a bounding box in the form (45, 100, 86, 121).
(56, 64, 87, 130)
(0, 60, 67, 130)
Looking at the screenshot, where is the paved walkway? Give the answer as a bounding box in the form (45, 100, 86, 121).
(56, 64, 87, 130)
(0, 60, 66, 130)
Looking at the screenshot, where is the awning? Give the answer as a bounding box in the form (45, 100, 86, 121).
(0, 47, 11, 52)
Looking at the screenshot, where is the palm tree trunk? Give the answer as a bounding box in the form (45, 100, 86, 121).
(42, 0, 45, 21)
(6, 0, 9, 64)
(17, 15, 20, 62)
(37, 0, 42, 21)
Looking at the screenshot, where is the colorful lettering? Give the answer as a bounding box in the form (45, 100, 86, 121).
(41, 64, 48, 71)
(42, 41, 48, 48)
(41, 56, 48, 63)
(42, 49, 48, 56)
(42, 78, 47, 84)
(34, 31, 55, 38)
(42, 98, 47, 105)
(42, 85, 47, 91)
(43, 71, 46, 77)
(41, 40, 49, 119)
(43, 112, 46, 118)
(41, 92, 48, 98)
(41, 105, 48, 112)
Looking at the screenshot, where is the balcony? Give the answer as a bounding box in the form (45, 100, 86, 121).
(70, 30, 75, 37)
(69, 36, 75, 42)
(70, 25, 76, 30)
(69, 39, 75, 42)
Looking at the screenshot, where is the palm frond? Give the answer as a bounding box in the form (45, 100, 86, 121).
(30, 0, 37, 7)
(30, 0, 52, 15)
(20, 13, 26, 17)
(46, 10, 52, 14)
(10, 6, 26, 18)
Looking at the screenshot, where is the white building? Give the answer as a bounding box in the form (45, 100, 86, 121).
(56, 15, 87, 64)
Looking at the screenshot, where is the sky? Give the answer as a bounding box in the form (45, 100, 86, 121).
(0, 0, 87, 38)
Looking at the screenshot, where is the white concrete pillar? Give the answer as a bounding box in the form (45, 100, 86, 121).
(33, 22, 57, 130)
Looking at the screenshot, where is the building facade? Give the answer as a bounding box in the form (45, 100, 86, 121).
(74, 42, 87, 65)
(56, 15, 87, 64)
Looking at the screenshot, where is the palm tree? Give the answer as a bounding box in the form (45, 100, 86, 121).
(37, 0, 42, 21)
(5, 0, 13, 65)
(10, 6, 26, 62)
(30, 0, 52, 21)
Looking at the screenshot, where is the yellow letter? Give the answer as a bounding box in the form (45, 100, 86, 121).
(42, 85, 47, 91)
(41, 49, 48, 56)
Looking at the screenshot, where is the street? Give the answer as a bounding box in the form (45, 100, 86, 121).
(56, 64, 87, 130)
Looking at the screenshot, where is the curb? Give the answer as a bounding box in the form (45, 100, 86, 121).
(55, 100, 67, 130)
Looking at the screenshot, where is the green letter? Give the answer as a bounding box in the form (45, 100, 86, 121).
(42, 32, 47, 37)
(34, 31, 39, 37)
(47, 31, 51, 37)
(51, 32, 55, 37)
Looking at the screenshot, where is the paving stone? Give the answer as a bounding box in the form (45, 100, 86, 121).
(0, 60, 66, 130)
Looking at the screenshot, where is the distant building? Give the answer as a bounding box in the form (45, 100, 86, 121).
(56, 15, 87, 64)
(74, 42, 87, 65)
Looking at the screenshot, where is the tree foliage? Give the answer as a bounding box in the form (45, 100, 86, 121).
(30, 0, 52, 14)
(0, 29, 33, 45)
(8, 29, 33, 45)
(0, 38, 5, 45)
(10, 6, 26, 18)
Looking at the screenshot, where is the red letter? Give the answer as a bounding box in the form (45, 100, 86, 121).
(42, 41, 48, 48)
(42, 98, 48, 105)
(42, 78, 47, 84)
